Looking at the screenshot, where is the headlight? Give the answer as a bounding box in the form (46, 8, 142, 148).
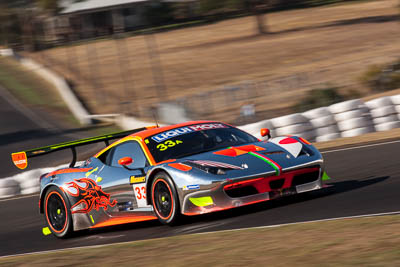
(184, 160, 242, 175)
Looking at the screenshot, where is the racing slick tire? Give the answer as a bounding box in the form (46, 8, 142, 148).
(334, 109, 364, 122)
(372, 115, 398, 125)
(44, 186, 73, 238)
(302, 107, 331, 119)
(374, 121, 400, 132)
(391, 94, 400, 105)
(309, 115, 336, 128)
(341, 126, 374, 138)
(370, 106, 396, 118)
(270, 114, 308, 128)
(337, 117, 370, 131)
(0, 178, 19, 188)
(151, 172, 180, 225)
(365, 97, 393, 109)
(315, 133, 341, 142)
(315, 125, 340, 137)
(275, 123, 313, 136)
(329, 99, 362, 114)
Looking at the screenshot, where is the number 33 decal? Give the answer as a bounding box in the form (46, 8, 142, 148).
(135, 186, 146, 200)
(157, 140, 183, 151)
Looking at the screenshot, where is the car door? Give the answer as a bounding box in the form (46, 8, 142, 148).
(96, 140, 151, 215)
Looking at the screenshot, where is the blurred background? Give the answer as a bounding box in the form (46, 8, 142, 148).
(1, 1, 400, 257)
(1, 0, 399, 126)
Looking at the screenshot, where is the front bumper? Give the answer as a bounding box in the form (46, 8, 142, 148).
(181, 165, 323, 215)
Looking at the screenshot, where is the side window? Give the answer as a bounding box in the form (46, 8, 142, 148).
(97, 149, 110, 164)
(109, 141, 148, 169)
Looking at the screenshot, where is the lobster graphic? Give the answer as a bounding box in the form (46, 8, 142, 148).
(64, 178, 117, 214)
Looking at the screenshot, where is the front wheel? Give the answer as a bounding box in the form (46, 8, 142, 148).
(44, 186, 73, 238)
(151, 172, 180, 225)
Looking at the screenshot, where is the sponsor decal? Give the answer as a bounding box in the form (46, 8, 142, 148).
(130, 176, 146, 184)
(278, 137, 298, 144)
(42, 227, 52, 236)
(213, 145, 264, 157)
(32, 150, 46, 155)
(183, 184, 200, 190)
(169, 163, 192, 171)
(64, 178, 117, 214)
(322, 172, 331, 181)
(270, 137, 303, 158)
(132, 183, 148, 208)
(152, 123, 227, 143)
(157, 140, 183, 151)
(189, 160, 243, 170)
(45, 168, 93, 178)
(189, 196, 214, 207)
(85, 167, 98, 177)
(248, 151, 282, 176)
(11, 152, 28, 169)
(90, 215, 95, 224)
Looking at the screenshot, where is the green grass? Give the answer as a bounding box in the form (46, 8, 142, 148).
(0, 56, 81, 127)
(0, 57, 60, 107)
(0, 58, 46, 106)
(1, 215, 399, 266)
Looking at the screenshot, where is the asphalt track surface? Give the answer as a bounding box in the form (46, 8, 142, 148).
(1, 87, 400, 257)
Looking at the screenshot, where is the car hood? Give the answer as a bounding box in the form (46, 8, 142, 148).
(165, 137, 322, 182)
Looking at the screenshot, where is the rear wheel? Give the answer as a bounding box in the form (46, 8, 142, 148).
(44, 186, 73, 238)
(151, 172, 180, 224)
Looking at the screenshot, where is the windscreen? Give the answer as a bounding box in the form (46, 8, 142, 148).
(145, 123, 258, 163)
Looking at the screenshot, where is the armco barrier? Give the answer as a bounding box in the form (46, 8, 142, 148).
(2, 94, 400, 199)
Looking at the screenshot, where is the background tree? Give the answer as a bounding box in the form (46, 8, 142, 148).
(36, 0, 59, 13)
(144, 0, 174, 26)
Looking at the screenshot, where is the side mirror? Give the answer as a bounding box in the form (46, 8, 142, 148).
(260, 128, 271, 139)
(118, 157, 133, 166)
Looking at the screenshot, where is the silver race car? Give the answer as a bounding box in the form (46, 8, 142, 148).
(12, 121, 326, 238)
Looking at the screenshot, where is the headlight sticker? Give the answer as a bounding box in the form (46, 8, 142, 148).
(151, 123, 227, 143)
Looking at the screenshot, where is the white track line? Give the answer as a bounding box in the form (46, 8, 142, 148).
(1, 211, 399, 259)
(321, 139, 400, 154)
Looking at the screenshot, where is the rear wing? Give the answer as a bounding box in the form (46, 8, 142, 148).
(11, 127, 151, 170)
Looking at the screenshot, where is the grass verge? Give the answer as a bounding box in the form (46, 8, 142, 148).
(0, 57, 64, 109)
(1, 214, 399, 266)
(0, 56, 80, 127)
